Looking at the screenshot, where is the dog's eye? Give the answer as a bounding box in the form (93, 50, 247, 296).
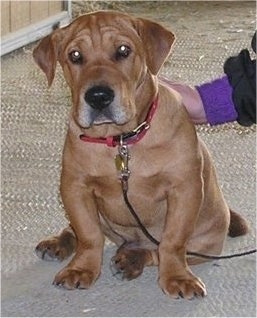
(116, 45, 131, 60)
(69, 50, 83, 64)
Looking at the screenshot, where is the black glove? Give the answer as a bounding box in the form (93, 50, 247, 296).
(224, 32, 256, 126)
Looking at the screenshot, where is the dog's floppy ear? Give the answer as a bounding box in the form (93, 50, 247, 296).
(33, 30, 62, 87)
(136, 18, 175, 75)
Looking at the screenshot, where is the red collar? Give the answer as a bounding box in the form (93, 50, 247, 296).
(79, 96, 159, 147)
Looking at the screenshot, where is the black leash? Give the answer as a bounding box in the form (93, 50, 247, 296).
(122, 187, 256, 260)
(122, 187, 160, 246)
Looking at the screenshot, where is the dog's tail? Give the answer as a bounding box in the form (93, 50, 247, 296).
(228, 209, 249, 237)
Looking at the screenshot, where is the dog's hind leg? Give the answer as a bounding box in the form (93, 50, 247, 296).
(35, 226, 77, 261)
(111, 243, 158, 280)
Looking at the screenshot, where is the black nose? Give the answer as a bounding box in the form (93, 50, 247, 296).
(84, 86, 114, 109)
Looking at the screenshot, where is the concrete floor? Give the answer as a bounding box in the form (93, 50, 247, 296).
(1, 1, 256, 317)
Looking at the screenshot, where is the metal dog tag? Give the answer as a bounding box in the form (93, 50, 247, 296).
(115, 154, 125, 171)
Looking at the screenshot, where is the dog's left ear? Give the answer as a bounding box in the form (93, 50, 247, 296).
(136, 18, 175, 75)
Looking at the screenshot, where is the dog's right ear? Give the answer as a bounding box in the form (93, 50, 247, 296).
(33, 30, 61, 87)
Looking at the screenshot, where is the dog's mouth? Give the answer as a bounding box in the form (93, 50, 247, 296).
(90, 108, 116, 126)
(77, 104, 129, 129)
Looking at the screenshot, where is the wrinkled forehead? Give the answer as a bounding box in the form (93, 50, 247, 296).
(61, 12, 140, 48)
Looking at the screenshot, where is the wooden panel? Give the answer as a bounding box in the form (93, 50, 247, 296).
(10, 1, 30, 32)
(30, 1, 49, 24)
(1, 1, 11, 36)
(1, 1, 71, 56)
(3, 1, 65, 35)
(49, 1, 63, 15)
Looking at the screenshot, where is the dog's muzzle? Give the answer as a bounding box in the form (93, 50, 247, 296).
(85, 85, 115, 110)
(81, 85, 128, 127)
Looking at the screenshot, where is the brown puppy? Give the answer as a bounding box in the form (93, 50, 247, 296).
(33, 11, 248, 299)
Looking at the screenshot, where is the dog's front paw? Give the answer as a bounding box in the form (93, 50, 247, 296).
(53, 267, 97, 290)
(35, 237, 72, 261)
(159, 274, 207, 300)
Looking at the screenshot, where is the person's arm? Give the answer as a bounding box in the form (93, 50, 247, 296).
(162, 31, 256, 127)
(161, 77, 238, 125)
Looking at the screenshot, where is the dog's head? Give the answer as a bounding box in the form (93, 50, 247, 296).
(33, 11, 175, 130)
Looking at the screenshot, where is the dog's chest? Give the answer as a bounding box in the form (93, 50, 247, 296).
(94, 173, 168, 243)
(85, 147, 170, 229)
(86, 146, 170, 200)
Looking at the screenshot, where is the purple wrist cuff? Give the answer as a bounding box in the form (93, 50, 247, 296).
(196, 76, 238, 125)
